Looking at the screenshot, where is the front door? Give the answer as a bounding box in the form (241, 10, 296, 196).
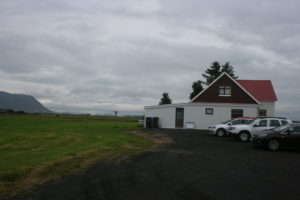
(175, 108, 184, 128)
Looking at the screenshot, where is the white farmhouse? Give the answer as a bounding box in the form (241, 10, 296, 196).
(144, 72, 277, 129)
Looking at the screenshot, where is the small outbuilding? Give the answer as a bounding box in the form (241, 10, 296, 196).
(144, 72, 277, 129)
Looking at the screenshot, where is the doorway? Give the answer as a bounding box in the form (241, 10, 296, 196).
(175, 108, 184, 128)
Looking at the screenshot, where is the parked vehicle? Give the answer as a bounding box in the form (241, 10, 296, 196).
(228, 117, 292, 142)
(251, 123, 300, 151)
(208, 117, 255, 137)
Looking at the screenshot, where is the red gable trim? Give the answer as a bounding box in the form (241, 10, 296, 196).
(236, 80, 277, 101)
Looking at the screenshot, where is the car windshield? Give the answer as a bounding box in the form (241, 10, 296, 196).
(272, 124, 290, 132)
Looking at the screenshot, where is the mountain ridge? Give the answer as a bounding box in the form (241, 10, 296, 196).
(0, 91, 51, 113)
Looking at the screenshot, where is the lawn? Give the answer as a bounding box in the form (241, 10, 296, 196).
(0, 114, 151, 195)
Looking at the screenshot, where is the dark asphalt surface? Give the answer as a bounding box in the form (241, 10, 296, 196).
(4, 129, 300, 200)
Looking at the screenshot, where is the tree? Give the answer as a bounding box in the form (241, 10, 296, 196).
(202, 61, 222, 85)
(202, 61, 238, 85)
(221, 62, 238, 79)
(189, 61, 238, 100)
(159, 92, 172, 105)
(189, 80, 204, 100)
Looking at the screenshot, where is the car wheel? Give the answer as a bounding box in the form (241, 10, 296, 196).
(216, 129, 225, 137)
(239, 131, 250, 142)
(268, 139, 280, 151)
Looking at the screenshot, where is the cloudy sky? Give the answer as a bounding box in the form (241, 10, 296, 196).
(0, 0, 299, 118)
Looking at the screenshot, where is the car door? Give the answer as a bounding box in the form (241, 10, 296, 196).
(269, 119, 281, 129)
(285, 126, 300, 148)
(252, 119, 268, 134)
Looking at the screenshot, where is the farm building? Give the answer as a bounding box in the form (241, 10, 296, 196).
(144, 72, 277, 129)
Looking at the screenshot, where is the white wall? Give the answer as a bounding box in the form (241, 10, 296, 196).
(184, 103, 258, 129)
(145, 103, 258, 130)
(258, 101, 275, 117)
(144, 106, 175, 128)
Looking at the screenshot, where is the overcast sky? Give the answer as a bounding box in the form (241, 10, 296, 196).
(0, 0, 299, 118)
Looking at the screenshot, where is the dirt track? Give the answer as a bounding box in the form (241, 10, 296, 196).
(5, 129, 300, 200)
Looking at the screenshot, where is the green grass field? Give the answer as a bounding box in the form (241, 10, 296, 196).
(0, 114, 151, 195)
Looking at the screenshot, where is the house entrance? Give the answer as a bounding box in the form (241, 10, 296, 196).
(175, 108, 184, 128)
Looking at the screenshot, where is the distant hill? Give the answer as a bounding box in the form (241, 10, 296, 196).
(0, 91, 51, 113)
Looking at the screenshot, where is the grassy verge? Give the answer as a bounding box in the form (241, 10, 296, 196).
(0, 114, 151, 196)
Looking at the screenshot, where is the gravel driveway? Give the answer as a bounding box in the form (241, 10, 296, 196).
(5, 129, 300, 200)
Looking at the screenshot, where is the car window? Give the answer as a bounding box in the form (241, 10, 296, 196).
(270, 120, 280, 127)
(243, 119, 254, 124)
(281, 120, 288, 125)
(223, 119, 234, 124)
(249, 119, 258, 126)
(274, 124, 290, 132)
(257, 120, 268, 127)
(290, 126, 300, 135)
(231, 119, 241, 125)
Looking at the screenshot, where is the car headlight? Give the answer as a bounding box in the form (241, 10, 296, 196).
(208, 126, 216, 129)
(229, 127, 236, 130)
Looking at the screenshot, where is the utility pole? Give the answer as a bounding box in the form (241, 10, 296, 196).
(114, 111, 118, 117)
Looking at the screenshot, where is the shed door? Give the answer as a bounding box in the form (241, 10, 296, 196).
(175, 108, 184, 128)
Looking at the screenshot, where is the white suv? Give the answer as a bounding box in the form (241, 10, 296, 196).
(208, 117, 255, 137)
(228, 117, 292, 142)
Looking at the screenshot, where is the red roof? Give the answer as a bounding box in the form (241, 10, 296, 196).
(236, 80, 277, 101)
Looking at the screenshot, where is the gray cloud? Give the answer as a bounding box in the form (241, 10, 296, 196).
(0, 0, 299, 118)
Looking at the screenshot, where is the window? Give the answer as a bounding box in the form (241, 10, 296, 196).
(281, 120, 288, 125)
(270, 120, 280, 127)
(257, 120, 268, 127)
(259, 109, 267, 117)
(293, 126, 300, 133)
(241, 119, 253, 124)
(205, 108, 213, 115)
(231, 109, 243, 118)
(219, 86, 231, 96)
(289, 126, 300, 135)
(231, 119, 242, 125)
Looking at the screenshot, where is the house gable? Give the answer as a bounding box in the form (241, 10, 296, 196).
(191, 73, 259, 104)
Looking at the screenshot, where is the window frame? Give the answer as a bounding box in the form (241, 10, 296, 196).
(205, 108, 214, 115)
(257, 119, 268, 127)
(259, 109, 267, 117)
(219, 86, 231, 96)
(270, 119, 280, 127)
